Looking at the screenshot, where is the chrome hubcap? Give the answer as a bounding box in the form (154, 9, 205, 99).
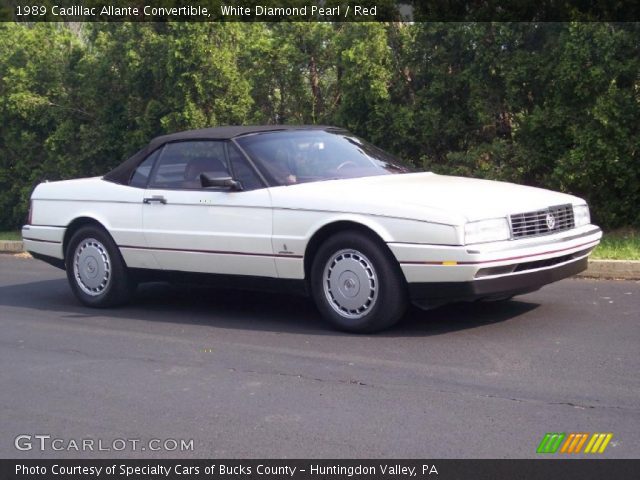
(323, 249, 378, 319)
(73, 238, 111, 296)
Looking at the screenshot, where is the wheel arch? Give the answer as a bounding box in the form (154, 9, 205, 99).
(62, 217, 113, 260)
(303, 219, 399, 282)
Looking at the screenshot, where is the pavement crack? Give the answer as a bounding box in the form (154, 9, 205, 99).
(478, 393, 524, 403)
(227, 367, 369, 387)
(546, 401, 596, 409)
(472, 392, 628, 411)
(226, 367, 636, 411)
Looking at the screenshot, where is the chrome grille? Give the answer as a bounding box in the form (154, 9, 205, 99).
(510, 204, 574, 239)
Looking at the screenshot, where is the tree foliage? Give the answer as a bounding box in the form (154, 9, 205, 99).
(0, 22, 638, 230)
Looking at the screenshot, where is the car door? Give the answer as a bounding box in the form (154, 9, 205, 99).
(141, 140, 276, 277)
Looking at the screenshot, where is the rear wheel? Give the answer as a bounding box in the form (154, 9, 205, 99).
(310, 231, 408, 333)
(65, 226, 135, 307)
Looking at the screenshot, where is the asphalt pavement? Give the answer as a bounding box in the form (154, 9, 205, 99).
(1, 254, 638, 458)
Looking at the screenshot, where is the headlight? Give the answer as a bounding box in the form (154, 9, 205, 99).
(464, 218, 511, 244)
(573, 204, 590, 227)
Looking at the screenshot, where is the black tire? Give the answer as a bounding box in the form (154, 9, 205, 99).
(65, 225, 135, 308)
(310, 231, 408, 333)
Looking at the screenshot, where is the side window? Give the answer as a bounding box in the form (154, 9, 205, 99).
(228, 143, 264, 191)
(148, 141, 230, 189)
(129, 149, 160, 188)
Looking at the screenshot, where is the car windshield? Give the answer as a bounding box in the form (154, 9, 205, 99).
(235, 130, 412, 186)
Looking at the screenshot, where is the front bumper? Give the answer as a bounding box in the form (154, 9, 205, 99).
(388, 225, 601, 308)
(409, 256, 588, 308)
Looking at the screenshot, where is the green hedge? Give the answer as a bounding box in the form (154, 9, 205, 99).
(1, 22, 638, 229)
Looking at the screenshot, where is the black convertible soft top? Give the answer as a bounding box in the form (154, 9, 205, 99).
(103, 124, 338, 185)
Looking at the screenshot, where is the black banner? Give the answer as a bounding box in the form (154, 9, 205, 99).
(2, 0, 640, 22)
(1, 460, 638, 480)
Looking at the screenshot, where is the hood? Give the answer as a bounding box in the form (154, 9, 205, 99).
(269, 172, 583, 224)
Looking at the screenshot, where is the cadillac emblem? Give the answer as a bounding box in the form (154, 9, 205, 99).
(545, 212, 556, 230)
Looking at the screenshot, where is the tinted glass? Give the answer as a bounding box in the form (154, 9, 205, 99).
(228, 143, 263, 191)
(235, 130, 411, 186)
(130, 149, 160, 188)
(148, 141, 229, 189)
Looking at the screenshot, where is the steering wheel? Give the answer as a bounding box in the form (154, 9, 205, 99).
(336, 161, 357, 171)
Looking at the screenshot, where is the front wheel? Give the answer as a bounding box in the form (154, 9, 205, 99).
(310, 231, 408, 333)
(65, 226, 135, 308)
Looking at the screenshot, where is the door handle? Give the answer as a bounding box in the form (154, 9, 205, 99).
(143, 195, 167, 204)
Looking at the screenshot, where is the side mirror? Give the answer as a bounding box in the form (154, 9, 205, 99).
(200, 173, 243, 191)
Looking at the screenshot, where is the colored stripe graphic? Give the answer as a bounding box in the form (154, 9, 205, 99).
(539, 432, 614, 454)
(584, 433, 613, 453)
(537, 433, 566, 453)
(573, 433, 589, 453)
(560, 434, 575, 453)
(560, 433, 589, 453)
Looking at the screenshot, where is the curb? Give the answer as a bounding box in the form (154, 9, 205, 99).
(576, 259, 640, 281)
(0, 240, 23, 253)
(1, 240, 639, 280)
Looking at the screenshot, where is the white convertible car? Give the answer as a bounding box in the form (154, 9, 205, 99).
(23, 125, 602, 332)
